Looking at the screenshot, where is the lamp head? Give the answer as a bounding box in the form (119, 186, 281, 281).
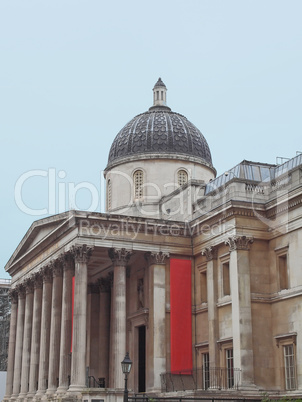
(121, 352, 132, 374)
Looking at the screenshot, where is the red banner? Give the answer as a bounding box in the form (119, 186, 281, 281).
(170, 259, 192, 372)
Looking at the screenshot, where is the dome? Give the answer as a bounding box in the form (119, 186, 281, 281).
(106, 79, 213, 169)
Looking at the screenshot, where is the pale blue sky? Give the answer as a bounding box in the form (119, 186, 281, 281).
(1, 0, 302, 278)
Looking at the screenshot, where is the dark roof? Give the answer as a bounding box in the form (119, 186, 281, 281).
(153, 77, 166, 88)
(107, 108, 213, 168)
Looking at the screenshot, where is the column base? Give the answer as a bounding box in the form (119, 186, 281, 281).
(46, 387, 57, 395)
(68, 384, 86, 393)
(238, 382, 259, 391)
(56, 386, 68, 394)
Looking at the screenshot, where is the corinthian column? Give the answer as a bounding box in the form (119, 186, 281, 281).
(28, 272, 43, 397)
(145, 251, 169, 392)
(58, 254, 74, 393)
(108, 248, 132, 389)
(47, 261, 63, 394)
(19, 278, 34, 397)
(69, 244, 93, 392)
(225, 235, 255, 389)
(4, 289, 18, 400)
(12, 284, 26, 398)
(37, 266, 53, 396)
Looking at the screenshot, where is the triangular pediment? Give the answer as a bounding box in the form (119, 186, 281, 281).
(6, 211, 75, 272)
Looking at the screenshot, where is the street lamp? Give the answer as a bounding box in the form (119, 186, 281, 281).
(121, 352, 132, 402)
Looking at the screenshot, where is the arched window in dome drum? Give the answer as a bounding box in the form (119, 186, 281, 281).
(177, 169, 188, 187)
(107, 179, 112, 210)
(134, 170, 144, 200)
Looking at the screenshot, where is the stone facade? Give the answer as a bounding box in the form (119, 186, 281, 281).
(4, 80, 302, 401)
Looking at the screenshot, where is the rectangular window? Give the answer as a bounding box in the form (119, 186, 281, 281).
(202, 353, 210, 390)
(284, 345, 296, 390)
(200, 271, 207, 303)
(279, 255, 288, 290)
(226, 348, 234, 388)
(223, 262, 230, 296)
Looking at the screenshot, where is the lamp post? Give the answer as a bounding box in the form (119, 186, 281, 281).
(121, 352, 132, 402)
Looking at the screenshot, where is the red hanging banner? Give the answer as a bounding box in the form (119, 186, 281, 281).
(170, 259, 192, 373)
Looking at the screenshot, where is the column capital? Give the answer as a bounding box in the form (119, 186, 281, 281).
(58, 252, 73, 269)
(40, 265, 53, 283)
(201, 246, 218, 261)
(32, 272, 43, 289)
(8, 288, 18, 304)
(24, 277, 34, 294)
(145, 251, 169, 265)
(71, 244, 94, 263)
(108, 247, 132, 266)
(51, 260, 63, 277)
(225, 235, 254, 252)
(16, 284, 26, 299)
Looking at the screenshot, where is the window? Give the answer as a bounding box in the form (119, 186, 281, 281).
(226, 348, 234, 388)
(177, 169, 188, 187)
(278, 254, 288, 290)
(134, 170, 144, 200)
(107, 179, 112, 210)
(275, 246, 289, 291)
(222, 262, 230, 296)
(200, 270, 207, 303)
(284, 345, 296, 390)
(202, 353, 210, 390)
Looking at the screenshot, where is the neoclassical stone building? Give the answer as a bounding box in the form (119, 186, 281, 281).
(4, 79, 302, 401)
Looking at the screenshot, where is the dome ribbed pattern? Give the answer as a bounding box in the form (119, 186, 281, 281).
(107, 109, 213, 167)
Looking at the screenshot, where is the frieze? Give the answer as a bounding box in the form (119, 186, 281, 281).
(225, 236, 254, 251)
(145, 251, 169, 265)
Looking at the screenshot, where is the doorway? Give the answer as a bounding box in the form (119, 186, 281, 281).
(138, 326, 146, 392)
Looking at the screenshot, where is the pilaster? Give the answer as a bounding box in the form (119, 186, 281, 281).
(201, 246, 219, 372)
